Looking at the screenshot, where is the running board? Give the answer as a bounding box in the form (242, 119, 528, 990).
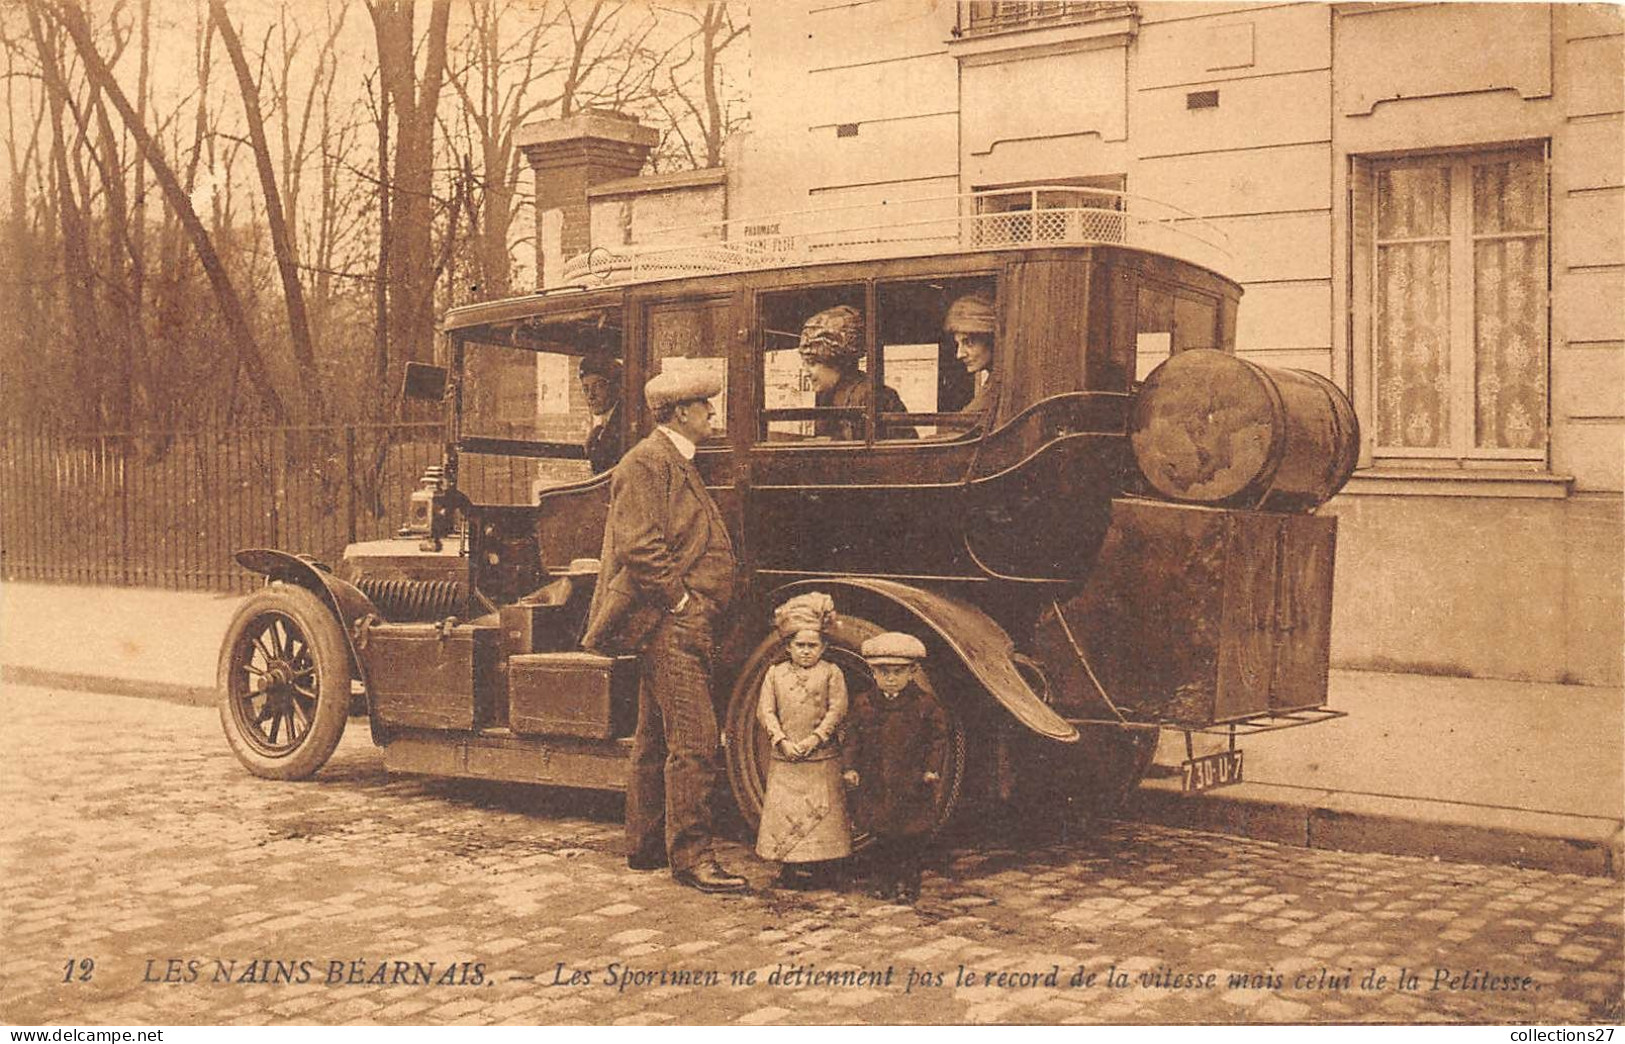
(382, 729, 633, 791)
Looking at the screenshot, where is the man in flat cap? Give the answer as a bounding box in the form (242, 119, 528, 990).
(579, 353, 625, 474)
(582, 370, 746, 894)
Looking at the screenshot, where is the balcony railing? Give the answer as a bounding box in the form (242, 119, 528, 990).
(955, 1, 1134, 37)
(558, 186, 1232, 288)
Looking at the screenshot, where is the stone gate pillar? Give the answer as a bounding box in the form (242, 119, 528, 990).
(517, 111, 659, 290)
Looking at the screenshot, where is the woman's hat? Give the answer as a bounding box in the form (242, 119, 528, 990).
(861, 632, 927, 665)
(797, 305, 864, 365)
(773, 591, 838, 638)
(944, 292, 995, 335)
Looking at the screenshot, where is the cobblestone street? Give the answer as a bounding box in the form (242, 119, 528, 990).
(2, 684, 1619, 1026)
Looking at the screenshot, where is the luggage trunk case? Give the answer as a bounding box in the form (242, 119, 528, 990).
(508, 652, 637, 740)
(1035, 498, 1337, 728)
(363, 623, 502, 731)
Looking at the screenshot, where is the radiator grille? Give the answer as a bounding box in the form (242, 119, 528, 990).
(356, 577, 468, 621)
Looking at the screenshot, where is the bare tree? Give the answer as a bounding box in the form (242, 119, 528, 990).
(447, 0, 561, 298)
(0, 0, 745, 432)
(50, 0, 292, 423)
(445, 0, 675, 299)
(649, 1, 747, 170)
(367, 0, 451, 369)
(0, 12, 54, 420)
(26, 1, 104, 427)
(211, 0, 323, 419)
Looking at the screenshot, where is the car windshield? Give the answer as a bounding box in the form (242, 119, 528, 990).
(463, 340, 586, 446)
(453, 304, 624, 498)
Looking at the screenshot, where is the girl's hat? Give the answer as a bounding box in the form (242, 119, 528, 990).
(861, 632, 927, 665)
(774, 591, 838, 638)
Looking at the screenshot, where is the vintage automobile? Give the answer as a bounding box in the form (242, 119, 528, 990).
(218, 188, 1358, 837)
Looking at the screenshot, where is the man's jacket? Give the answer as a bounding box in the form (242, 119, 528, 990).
(585, 401, 624, 474)
(581, 430, 736, 654)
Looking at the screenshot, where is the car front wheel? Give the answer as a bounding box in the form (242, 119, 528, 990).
(218, 584, 350, 780)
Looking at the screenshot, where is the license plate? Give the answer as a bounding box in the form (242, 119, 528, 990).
(1181, 750, 1244, 793)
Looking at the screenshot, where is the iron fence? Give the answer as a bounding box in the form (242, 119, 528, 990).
(0, 421, 564, 593)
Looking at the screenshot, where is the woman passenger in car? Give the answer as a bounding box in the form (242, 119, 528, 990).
(798, 305, 916, 441)
(944, 291, 998, 418)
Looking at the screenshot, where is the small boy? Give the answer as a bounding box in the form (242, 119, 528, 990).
(842, 632, 948, 902)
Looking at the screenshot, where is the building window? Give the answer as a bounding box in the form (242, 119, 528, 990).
(958, 2, 1131, 36)
(1355, 146, 1549, 463)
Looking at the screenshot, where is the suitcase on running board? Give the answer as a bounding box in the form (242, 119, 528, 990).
(508, 652, 638, 740)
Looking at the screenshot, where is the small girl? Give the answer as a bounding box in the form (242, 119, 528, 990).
(755, 592, 852, 888)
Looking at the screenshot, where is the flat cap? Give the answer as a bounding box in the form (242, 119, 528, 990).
(861, 631, 927, 665)
(645, 370, 722, 411)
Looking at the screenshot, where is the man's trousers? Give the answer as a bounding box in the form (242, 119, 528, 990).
(625, 597, 720, 872)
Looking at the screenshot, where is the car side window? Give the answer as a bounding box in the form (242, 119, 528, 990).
(876, 277, 997, 439)
(647, 297, 731, 435)
(758, 284, 865, 443)
(1136, 283, 1219, 380)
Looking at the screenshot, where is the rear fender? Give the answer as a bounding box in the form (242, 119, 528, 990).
(234, 548, 386, 742)
(767, 577, 1078, 743)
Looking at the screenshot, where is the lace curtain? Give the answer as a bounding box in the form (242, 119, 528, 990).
(1375, 165, 1451, 449)
(1372, 152, 1547, 455)
(1472, 158, 1547, 451)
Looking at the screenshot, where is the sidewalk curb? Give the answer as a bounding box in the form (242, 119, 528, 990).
(1125, 777, 1622, 880)
(2, 666, 217, 708)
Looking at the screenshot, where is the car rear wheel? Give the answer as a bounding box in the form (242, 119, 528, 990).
(998, 722, 1159, 836)
(724, 611, 967, 846)
(219, 584, 350, 780)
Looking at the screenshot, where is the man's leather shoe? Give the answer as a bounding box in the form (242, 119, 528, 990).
(673, 861, 749, 894)
(627, 851, 668, 872)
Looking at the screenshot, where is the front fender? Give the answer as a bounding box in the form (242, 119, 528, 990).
(234, 549, 385, 738)
(769, 577, 1079, 743)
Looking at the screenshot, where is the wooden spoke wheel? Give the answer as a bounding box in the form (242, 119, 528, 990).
(219, 585, 350, 780)
(724, 611, 967, 847)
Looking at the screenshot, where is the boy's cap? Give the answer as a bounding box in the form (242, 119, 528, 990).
(861, 632, 926, 664)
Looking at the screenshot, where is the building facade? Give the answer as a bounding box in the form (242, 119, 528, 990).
(522, 2, 1623, 686)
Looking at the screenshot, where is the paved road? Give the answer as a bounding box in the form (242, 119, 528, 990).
(2, 685, 1619, 1026)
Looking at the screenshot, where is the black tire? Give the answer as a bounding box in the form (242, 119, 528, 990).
(1005, 723, 1159, 830)
(219, 583, 351, 780)
(1078, 724, 1160, 813)
(724, 611, 967, 845)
